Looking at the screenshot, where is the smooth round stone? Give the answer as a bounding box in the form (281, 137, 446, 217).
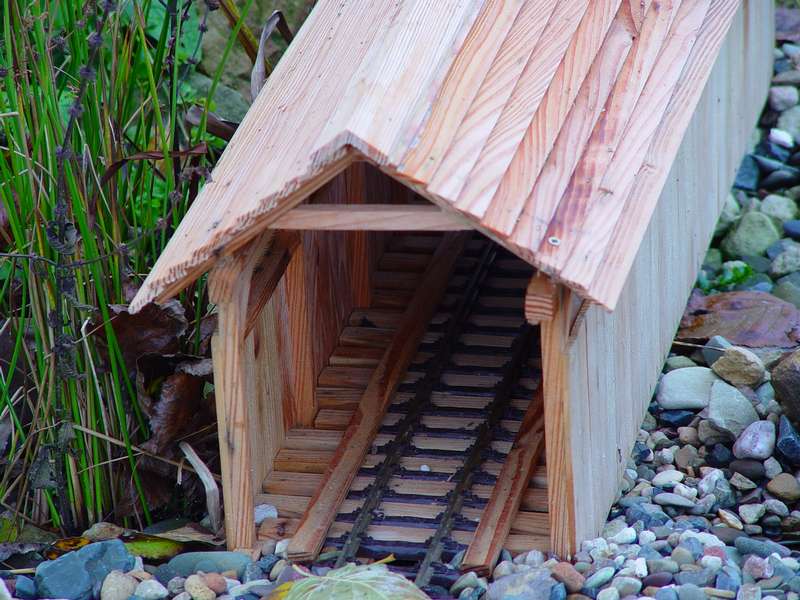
(729, 459, 767, 481)
(707, 380, 759, 437)
(676, 583, 708, 600)
(653, 470, 685, 488)
(655, 493, 696, 509)
(785, 220, 800, 240)
(584, 566, 616, 590)
(712, 347, 766, 388)
(657, 368, 716, 410)
(642, 573, 674, 588)
(675, 569, 715, 588)
(611, 576, 642, 597)
(597, 587, 620, 600)
(733, 420, 776, 460)
(768, 473, 800, 502)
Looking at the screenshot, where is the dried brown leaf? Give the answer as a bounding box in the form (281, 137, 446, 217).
(677, 290, 800, 348)
(96, 300, 188, 373)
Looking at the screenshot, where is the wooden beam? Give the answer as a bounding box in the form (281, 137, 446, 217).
(524, 272, 558, 324)
(244, 231, 300, 336)
(268, 204, 472, 231)
(461, 387, 545, 575)
(540, 284, 578, 557)
(208, 231, 273, 551)
(286, 232, 469, 561)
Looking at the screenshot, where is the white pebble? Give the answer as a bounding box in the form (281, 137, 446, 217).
(419, 464, 431, 472)
(770, 127, 795, 148)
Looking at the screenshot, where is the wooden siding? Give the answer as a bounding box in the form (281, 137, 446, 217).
(130, 0, 754, 314)
(546, 0, 773, 552)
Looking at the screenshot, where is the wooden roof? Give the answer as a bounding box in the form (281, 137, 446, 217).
(131, 0, 742, 312)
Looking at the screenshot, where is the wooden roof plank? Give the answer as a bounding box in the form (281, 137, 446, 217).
(485, 0, 628, 239)
(530, 0, 685, 272)
(317, 0, 486, 168)
(451, 0, 593, 219)
(549, 0, 711, 288)
(506, 10, 636, 259)
(398, 0, 528, 181)
(424, 0, 562, 202)
(587, 0, 743, 309)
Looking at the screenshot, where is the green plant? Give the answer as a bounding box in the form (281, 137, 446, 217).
(0, 0, 255, 534)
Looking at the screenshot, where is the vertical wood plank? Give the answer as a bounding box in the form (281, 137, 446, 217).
(208, 232, 273, 551)
(540, 285, 578, 556)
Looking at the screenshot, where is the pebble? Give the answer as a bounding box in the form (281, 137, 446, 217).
(712, 347, 766, 387)
(654, 470, 686, 488)
(739, 503, 766, 524)
(770, 86, 800, 112)
(733, 421, 776, 460)
(655, 493, 697, 508)
(657, 368, 717, 410)
(768, 473, 800, 502)
(585, 566, 616, 590)
(184, 575, 216, 600)
(708, 381, 759, 437)
(101, 571, 138, 600)
(134, 579, 169, 600)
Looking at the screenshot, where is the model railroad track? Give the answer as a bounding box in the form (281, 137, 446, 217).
(321, 239, 541, 590)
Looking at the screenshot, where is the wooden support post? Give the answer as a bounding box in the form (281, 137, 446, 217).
(286, 232, 469, 561)
(540, 284, 578, 557)
(462, 387, 545, 575)
(525, 272, 558, 324)
(244, 231, 300, 336)
(208, 232, 274, 551)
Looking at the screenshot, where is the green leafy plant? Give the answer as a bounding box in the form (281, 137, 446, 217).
(0, 0, 257, 534)
(283, 562, 432, 600)
(697, 260, 754, 294)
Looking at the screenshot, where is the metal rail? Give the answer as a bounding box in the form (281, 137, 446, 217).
(414, 323, 534, 587)
(334, 240, 497, 568)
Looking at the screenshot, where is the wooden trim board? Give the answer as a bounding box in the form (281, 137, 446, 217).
(269, 204, 473, 231)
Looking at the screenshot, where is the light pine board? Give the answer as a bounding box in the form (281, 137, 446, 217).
(130, 0, 765, 313)
(549, 0, 772, 552)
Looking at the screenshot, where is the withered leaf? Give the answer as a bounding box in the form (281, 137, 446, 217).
(97, 300, 188, 373)
(678, 290, 800, 348)
(136, 354, 215, 454)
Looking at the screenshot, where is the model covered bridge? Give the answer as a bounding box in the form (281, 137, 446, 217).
(131, 0, 773, 573)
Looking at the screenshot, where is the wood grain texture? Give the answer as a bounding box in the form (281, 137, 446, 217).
(132, 0, 765, 313)
(208, 232, 273, 550)
(552, 0, 773, 550)
(525, 272, 559, 324)
(286, 233, 468, 561)
(269, 204, 471, 231)
(462, 387, 545, 574)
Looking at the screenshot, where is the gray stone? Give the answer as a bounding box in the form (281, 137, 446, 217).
(100, 571, 137, 600)
(708, 380, 759, 436)
(35, 540, 135, 600)
(166, 551, 252, 578)
(486, 569, 555, 600)
(771, 245, 800, 277)
(585, 566, 616, 590)
(657, 367, 717, 410)
(739, 503, 767, 524)
(773, 281, 800, 309)
(666, 356, 699, 371)
(716, 194, 743, 236)
(654, 493, 696, 509)
(773, 70, 800, 86)
(703, 336, 734, 367)
(597, 588, 619, 600)
(763, 194, 800, 224)
(733, 420, 776, 460)
(722, 212, 782, 258)
(134, 580, 169, 600)
(779, 106, 800, 141)
(770, 86, 800, 112)
(678, 583, 708, 600)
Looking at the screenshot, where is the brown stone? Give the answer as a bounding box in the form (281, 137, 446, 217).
(551, 562, 585, 593)
(200, 573, 226, 595)
(772, 349, 800, 424)
(712, 347, 766, 387)
(767, 473, 800, 502)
